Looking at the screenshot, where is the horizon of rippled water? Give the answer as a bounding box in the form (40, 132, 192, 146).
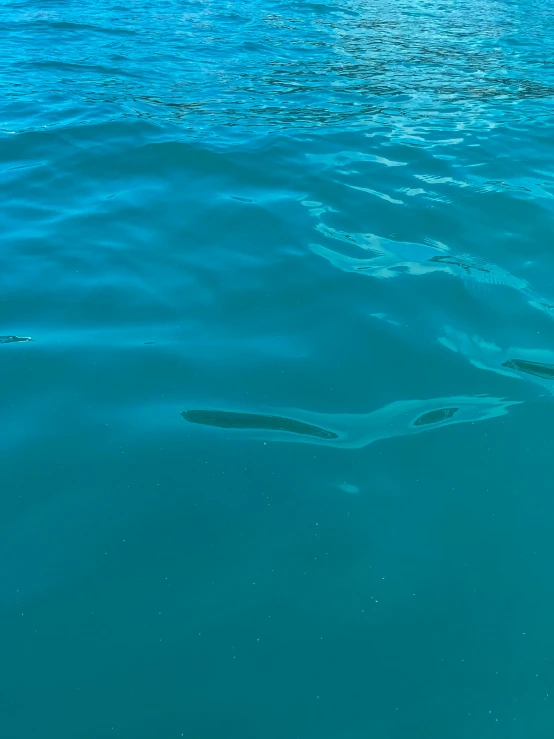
(2, 1, 554, 738)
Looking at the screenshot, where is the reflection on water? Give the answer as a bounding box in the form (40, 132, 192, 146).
(4, 0, 554, 135)
(0, 335, 33, 344)
(182, 395, 517, 448)
(502, 359, 554, 381)
(428, 255, 491, 275)
(413, 407, 458, 426)
(182, 409, 338, 440)
(310, 231, 554, 317)
(438, 326, 554, 395)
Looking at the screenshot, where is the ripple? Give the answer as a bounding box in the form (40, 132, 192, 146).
(438, 326, 554, 395)
(3, 0, 554, 134)
(180, 395, 518, 448)
(309, 231, 554, 317)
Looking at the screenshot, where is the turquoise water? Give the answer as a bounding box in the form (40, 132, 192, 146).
(2, 0, 554, 736)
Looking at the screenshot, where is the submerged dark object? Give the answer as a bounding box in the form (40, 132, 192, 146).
(0, 335, 34, 344)
(413, 407, 458, 427)
(428, 255, 490, 274)
(181, 409, 338, 440)
(502, 359, 554, 380)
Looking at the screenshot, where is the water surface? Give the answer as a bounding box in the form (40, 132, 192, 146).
(2, 0, 554, 737)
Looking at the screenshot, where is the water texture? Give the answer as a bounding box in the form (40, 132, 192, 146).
(2, 0, 554, 737)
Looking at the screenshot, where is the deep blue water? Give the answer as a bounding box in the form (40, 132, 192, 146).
(2, 0, 554, 737)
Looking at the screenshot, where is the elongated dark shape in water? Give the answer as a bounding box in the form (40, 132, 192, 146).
(413, 407, 458, 426)
(502, 359, 554, 380)
(182, 409, 338, 440)
(0, 335, 33, 344)
(428, 255, 490, 274)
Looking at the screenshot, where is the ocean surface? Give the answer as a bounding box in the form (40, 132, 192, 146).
(2, 0, 554, 737)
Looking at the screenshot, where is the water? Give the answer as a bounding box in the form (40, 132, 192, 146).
(2, 0, 554, 736)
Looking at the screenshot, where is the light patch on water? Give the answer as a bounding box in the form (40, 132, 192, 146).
(301, 200, 338, 218)
(337, 482, 360, 495)
(370, 312, 401, 326)
(309, 227, 554, 317)
(344, 183, 405, 205)
(438, 325, 554, 394)
(307, 151, 406, 168)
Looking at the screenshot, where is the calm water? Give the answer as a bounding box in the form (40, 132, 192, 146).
(2, 0, 554, 736)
